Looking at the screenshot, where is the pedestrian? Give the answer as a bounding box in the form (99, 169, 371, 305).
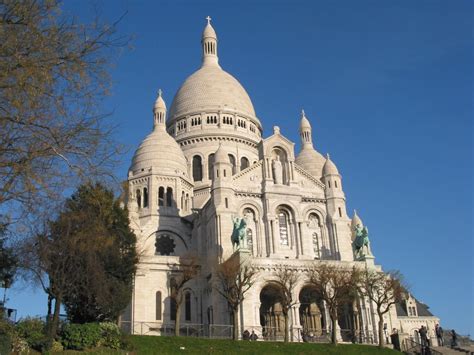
(419, 325, 428, 347)
(242, 329, 250, 340)
(450, 329, 457, 348)
(250, 330, 258, 341)
(435, 324, 443, 346)
(390, 328, 401, 351)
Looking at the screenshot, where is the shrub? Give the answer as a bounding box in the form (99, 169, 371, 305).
(51, 339, 64, 352)
(99, 322, 122, 349)
(15, 317, 48, 351)
(61, 322, 101, 350)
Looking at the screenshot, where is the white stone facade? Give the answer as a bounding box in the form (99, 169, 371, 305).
(121, 18, 440, 344)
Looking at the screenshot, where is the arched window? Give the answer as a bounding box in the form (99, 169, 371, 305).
(192, 155, 202, 182)
(277, 209, 290, 246)
(136, 189, 141, 208)
(181, 191, 185, 209)
(312, 233, 320, 259)
(208, 153, 215, 179)
(156, 291, 162, 320)
(158, 187, 164, 206)
(143, 187, 149, 208)
(185, 292, 191, 321)
(166, 187, 173, 207)
(228, 154, 236, 174)
(240, 157, 249, 171)
(246, 229, 253, 249)
(185, 193, 189, 211)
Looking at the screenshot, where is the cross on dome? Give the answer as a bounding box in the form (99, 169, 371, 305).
(206, 15, 211, 24)
(158, 88, 162, 97)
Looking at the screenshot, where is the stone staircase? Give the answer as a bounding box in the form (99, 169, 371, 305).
(432, 346, 474, 355)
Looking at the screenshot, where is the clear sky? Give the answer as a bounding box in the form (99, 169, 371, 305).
(8, 0, 473, 336)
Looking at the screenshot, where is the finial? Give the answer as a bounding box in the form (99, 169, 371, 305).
(158, 88, 162, 97)
(354, 209, 357, 216)
(206, 15, 211, 24)
(301, 109, 305, 117)
(326, 153, 330, 160)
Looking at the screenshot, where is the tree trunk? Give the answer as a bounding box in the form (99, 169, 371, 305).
(378, 313, 385, 348)
(47, 294, 61, 344)
(232, 308, 239, 341)
(175, 304, 182, 337)
(331, 313, 338, 345)
(284, 312, 289, 343)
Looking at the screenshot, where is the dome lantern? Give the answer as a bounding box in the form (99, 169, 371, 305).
(299, 109, 313, 148)
(202, 16, 219, 67)
(153, 89, 166, 130)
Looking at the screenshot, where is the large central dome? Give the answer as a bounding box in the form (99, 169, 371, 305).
(169, 65, 256, 119)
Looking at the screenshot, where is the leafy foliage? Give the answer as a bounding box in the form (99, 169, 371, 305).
(15, 317, 49, 352)
(61, 322, 102, 350)
(53, 183, 138, 323)
(0, 223, 17, 289)
(98, 322, 122, 349)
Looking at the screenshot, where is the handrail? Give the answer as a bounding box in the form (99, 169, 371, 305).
(404, 338, 442, 355)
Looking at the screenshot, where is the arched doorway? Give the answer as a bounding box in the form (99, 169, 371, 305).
(259, 284, 285, 340)
(299, 286, 325, 337)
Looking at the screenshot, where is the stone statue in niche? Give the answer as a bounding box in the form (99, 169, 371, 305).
(272, 156, 283, 184)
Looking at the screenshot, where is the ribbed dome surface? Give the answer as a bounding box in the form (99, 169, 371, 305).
(295, 147, 326, 178)
(130, 129, 188, 177)
(169, 65, 257, 120)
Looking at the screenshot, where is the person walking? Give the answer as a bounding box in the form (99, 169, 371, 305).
(435, 324, 444, 346)
(450, 329, 457, 348)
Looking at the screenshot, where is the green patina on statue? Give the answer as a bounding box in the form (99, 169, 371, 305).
(353, 224, 371, 258)
(231, 216, 247, 248)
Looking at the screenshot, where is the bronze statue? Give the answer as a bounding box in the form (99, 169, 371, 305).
(231, 216, 247, 249)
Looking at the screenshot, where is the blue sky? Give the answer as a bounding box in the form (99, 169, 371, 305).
(8, 0, 473, 336)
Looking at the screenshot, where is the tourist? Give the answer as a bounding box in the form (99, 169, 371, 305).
(250, 330, 258, 341)
(435, 324, 443, 346)
(242, 329, 250, 340)
(450, 329, 457, 348)
(419, 325, 428, 347)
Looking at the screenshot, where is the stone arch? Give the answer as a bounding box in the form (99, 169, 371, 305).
(299, 285, 326, 337)
(259, 283, 286, 340)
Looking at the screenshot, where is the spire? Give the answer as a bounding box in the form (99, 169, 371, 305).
(299, 109, 313, 148)
(153, 89, 166, 130)
(323, 153, 339, 176)
(201, 16, 219, 67)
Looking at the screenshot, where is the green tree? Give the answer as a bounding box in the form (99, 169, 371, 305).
(58, 183, 138, 324)
(22, 183, 137, 340)
(0, 0, 125, 218)
(0, 223, 17, 306)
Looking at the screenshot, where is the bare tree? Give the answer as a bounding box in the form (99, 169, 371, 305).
(214, 256, 257, 340)
(169, 254, 199, 336)
(271, 267, 300, 343)
(359, 269, 404, 349)
(0, 0, 127, 222)
(307, 263, 360, 345)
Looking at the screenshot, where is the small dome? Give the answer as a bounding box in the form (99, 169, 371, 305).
(300, 110, 311, 130)
(295, 147, 326, 178)
(130, 129, 188, 178)
(154, 89, 166, 110)
(202, 22, 217, 39)
(214, 143, 229, 163)
(323, 154, 339, 176)
(169, 65, 257, 120)
(351, 210, 363, 228)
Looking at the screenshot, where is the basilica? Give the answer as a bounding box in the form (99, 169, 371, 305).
(121, 18, 439, 344)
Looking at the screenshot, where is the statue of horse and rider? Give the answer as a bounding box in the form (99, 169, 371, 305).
(231, 216, 247, 249)
(353, 224, 371, 259)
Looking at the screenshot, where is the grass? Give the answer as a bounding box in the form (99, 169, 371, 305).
(125, 335, 399, 355)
